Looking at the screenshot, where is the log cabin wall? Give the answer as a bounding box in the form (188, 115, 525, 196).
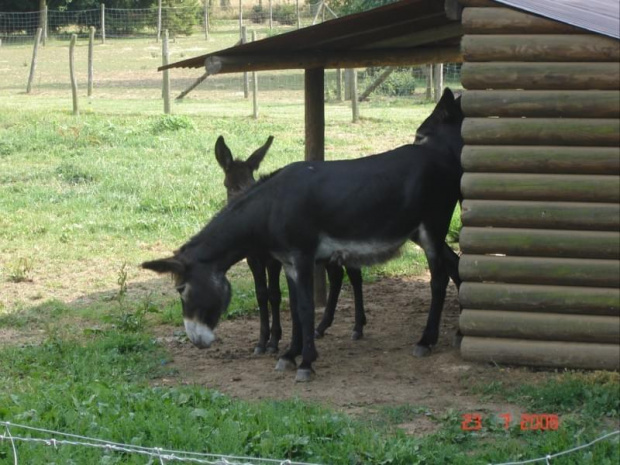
(456, 0, 620, 370)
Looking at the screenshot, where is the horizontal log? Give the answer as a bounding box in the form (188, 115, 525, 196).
(461, 173, 620, 203)
(460, 227, 620, 259)
(459, 282, 620, 315)
(461, 200, 620, 231)
(461, 90, 620, 118)
(202, 47, 462, 75)
(460, 310, 620, 343)
(462, 146, 620, 174)
(462, 118, 620, 147)
(463, 8, 585, 34)
(460, 255, 620, 287)
(458, 0, 499, 7)
(461, 337, 620, 370)
(462, 35, 620, 62)
(461, 62, 620, 90)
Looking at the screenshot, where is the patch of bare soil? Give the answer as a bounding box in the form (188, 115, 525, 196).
(154, 275, 550, 427)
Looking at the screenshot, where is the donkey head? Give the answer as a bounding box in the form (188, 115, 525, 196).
(414, 88, 464, 159)
(214, 135, 274, 202)
(142, 254, 231, 349)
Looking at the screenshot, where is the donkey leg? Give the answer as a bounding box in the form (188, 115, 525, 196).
(413, 229, 449, 358)
(315, 263, 344, 339)
(293, 258, 319, 382)
(441, 244, 464, 348)
(247, 256, 270, 355)
(266, 259, 282, 353)
(346, 267, 366, 340)
(276, 273, 301, 372)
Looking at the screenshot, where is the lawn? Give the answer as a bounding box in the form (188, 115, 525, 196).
(0, 29, 618, 465)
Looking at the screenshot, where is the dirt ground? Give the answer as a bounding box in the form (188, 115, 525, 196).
(153, 275, 550, 425)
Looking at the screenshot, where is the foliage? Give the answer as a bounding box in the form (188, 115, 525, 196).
(330, 0, 398, 16)
(273, 3, 296, 26)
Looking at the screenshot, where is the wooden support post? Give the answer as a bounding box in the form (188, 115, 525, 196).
(162, 30, 171, 114)
(241, 26, 249, 98)
(41, 5, 48, 46)
(269, 0, 273, 30)
(426, 64, 433, 100)
(204, 0, 209, 40)
(433, 63, 443, 102)
(252, 31, 259, 119)
(26, 28, 42, 94)
(101, 3, 106, 44)
(239, 0, 243, 35)
(305, 67, 327, 307)
(88, 26, 95, 96)
(176, 72, 208, 100)
(336, 68, 342, 101)
(157, 0, 162, 42)
(344, 69, 351, 100)
(69, 35, 79, 115)
(351, 69, 359, 122)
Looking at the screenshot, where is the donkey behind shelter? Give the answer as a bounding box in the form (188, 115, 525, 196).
(143, 88, 464, 382)
(213, 135, 368, 354)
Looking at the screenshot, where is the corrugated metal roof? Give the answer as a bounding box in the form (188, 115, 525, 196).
(160, 0, 461, 72)
(495, 0, 620, 39)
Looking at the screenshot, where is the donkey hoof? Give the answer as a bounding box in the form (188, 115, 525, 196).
(452, 332, 464, 349)
(295, 369, 314, 383)
(413, 344, 432, 358)
(351, 330, 363, 341)
(314, 330, 324, 339)
(254, 346, 266, 355)
(266, 345, 278, 355)
(275, 358, 296, 372)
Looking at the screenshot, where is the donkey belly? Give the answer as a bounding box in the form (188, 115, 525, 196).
(315, 235, 406, 268)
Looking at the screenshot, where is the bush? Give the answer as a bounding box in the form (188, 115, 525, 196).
(251, 5, 268, 24)
(273, 4, 296, 25)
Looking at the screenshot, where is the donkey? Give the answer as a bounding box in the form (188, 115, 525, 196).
(143, 88, 463, 382)
(213, 136, 367, 353)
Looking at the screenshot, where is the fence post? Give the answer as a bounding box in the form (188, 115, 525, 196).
(42, 5, 48, 46)
(203, 0, 209, 40)
(0, 39, 3, 48)
(425, 64, 433, 100)
(69, 34, 79, 115)
(101, 4, 106, 44)
(239, 0, 243, 36)
(241, 26, 249, 98)
(26, 28, 42, 94)
(351, 69, 359, 122)
(88, 26, 95, 96)
(269, 0, 273, 30)
(252, 31, 258, 119)
(344, 69, 351, 100)
(433, 63, 444, 102)
(296, 0, 301, 29)
(157, 0, 162, 42)
(336, 68, 342, 101)
(162, 30, 171, 114)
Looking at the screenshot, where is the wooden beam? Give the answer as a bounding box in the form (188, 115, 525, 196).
(203, 47, 462, 75)
(460, 228, 620, 260)
(461, 337, 620, 371)
(304, 67, 327, 307)
(461, 200, 620, 231)
(463, 7, 585, 34)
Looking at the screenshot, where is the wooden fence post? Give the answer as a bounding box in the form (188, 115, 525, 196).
(252, 31, 258, 119)
(426, 64, 433, 100)
(101, 4, 106, 44)
(269, 0, 273, 30)
(26, 28, 42, 94)
(203, 0, 209, 40)
(336, 68, 342, 101)
(351, 69, 359, 122)
(296, 0, 301, 29)
(344, 69, 351, 100)
(88, 26, 95, 96)
(239, 0, 243, 36)
(41, 5, 48, 46)
(69, 34, 79, 115)
(162, 30, 171, 114)
(241, 26, 249, 98)
(157, 0, 162, 42)
(433, 63, 444, 102)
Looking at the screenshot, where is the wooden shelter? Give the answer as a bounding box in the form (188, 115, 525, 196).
(162, 0, 620, 371)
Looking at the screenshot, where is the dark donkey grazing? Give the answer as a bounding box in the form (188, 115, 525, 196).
(213, 136, 367, 353)
(143, 88, 463, 382)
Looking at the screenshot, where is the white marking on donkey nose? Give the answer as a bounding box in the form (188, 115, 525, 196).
(184, 319, 216, 349)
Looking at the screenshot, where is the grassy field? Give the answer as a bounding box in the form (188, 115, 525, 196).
(0, 30, 619, 464)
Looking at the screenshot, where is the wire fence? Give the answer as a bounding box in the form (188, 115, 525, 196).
(0, 2, 331, 44)
(1, 421, 618, 464)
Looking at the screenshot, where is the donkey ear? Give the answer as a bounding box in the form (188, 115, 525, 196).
(246, 136, 274, 171)
(214, 136, 233, 172)
(142, 256, 185, 276)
